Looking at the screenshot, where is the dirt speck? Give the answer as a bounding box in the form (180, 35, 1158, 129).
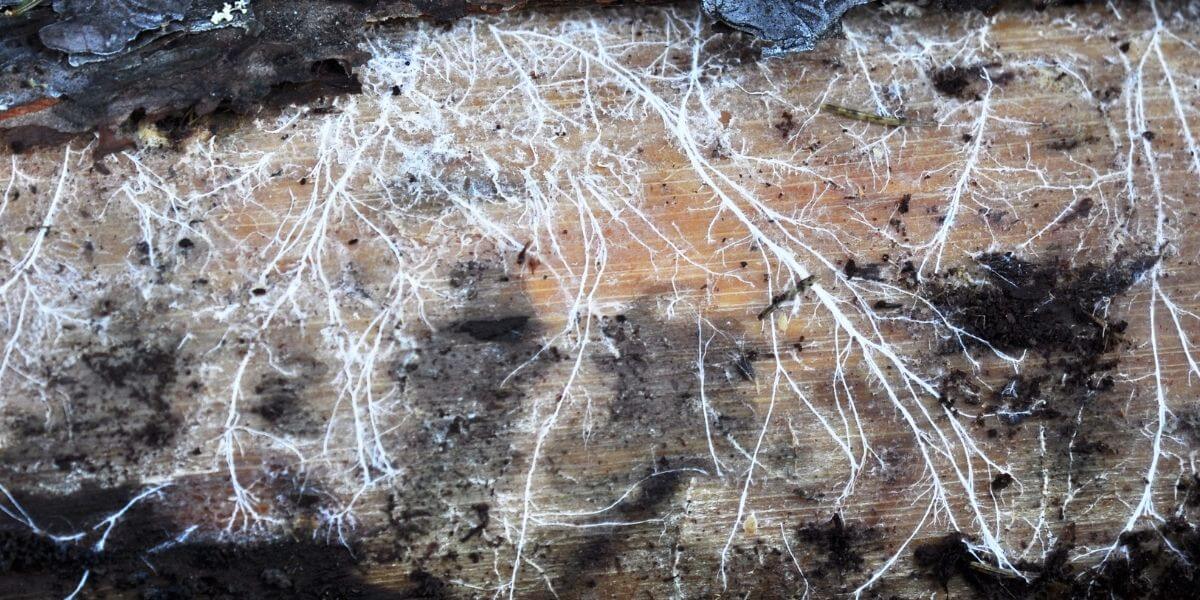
(796, 513, 875, 579)
(775, 110, 797, 139)
(843, 258, 884, 281)
(251, 356, 328, 435)
(929, 63, 1012, 100)
(454, 315, 531, 342)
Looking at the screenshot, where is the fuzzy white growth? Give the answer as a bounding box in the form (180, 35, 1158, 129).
(479, 10, 1036, 592)
(0, 3, 1195, 598)
(0, 146, 79, 392)
(1076, 1, 1200, 571)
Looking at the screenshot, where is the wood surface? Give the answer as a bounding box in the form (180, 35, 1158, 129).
(0, 1, 1199, 598)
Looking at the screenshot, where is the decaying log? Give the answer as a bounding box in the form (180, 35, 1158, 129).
(0, 1, 1199, 599)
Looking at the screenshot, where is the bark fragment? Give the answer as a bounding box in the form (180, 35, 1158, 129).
(702, 0, 872, 56)
(0, 0, 975, 152)
(0, 0, 568, 152)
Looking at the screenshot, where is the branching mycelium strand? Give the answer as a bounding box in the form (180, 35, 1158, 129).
(1, 3, 1196, 598)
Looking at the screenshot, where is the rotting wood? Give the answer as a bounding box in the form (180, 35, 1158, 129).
(0, 1, 1198, 599)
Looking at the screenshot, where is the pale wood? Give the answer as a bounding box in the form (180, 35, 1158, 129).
(0, 2, 1198, 599)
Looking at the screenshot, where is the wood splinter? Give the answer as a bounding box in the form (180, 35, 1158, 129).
(2, 0, 42, 17)
(820, 102, 930, 127)
(968, 560, 1026, 579)
(757, 275, 817, 321)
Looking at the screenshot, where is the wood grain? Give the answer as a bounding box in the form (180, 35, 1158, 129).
(0, 2, 1198, 598)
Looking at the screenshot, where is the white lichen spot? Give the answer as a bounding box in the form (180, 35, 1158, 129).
(879, 1, 923, 17)
(210, 0, 249, 25)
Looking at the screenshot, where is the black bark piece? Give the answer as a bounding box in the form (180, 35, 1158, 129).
(0, 0, 1004, 152)
(40, 0, 193, 58)
(702, 0, 871, 56)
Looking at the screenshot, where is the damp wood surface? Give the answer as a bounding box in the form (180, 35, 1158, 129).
(1, 2, 1200, 599)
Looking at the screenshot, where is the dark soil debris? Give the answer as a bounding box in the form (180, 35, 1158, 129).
(0, 483, 389, 599)
(557, 460, 695, 594)
(796, 513, 875, 579)
(929, 63, 1013, 100)
(454, 315, 531, 342)
(927, 252, 1156, 358)
(844, 258, 884, 281)
(5, 337, 184, 478)
(912, 520, 1200, 600)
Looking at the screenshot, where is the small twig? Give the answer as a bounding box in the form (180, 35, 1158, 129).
(820, 103, 930, 127)
(969, 560, 1026, 579)
(4, 0, 42, 17)
(757, 275, 816, 320)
